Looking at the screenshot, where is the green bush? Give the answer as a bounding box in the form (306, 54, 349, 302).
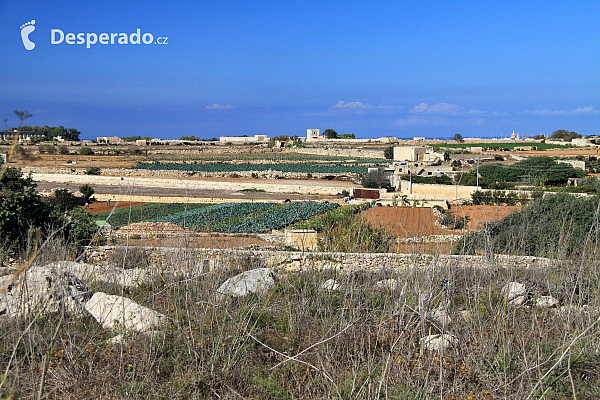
(0, 168, 98, 248)
(79, 184, 94, 201)
(456, 192, 600, 257)
(361, 168, 391, 189)
(0, 168, 54, 242)
(85, 166, 101, 175)
(80, 147, 94, 155)
(384, 146, 394, 160)
(410, 175, 453, 185)
(479, 156, 585, 186)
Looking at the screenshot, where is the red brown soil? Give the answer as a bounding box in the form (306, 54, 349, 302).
(87, 202, 147, 213)
(361, 204, 521, 254)
(9, 154, 142, 169)
(362, 204, 520, 238)
(361, 207, 449, 238)
(453, 204, 520, 231)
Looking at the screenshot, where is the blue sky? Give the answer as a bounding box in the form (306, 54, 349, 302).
(2, 1, 600, 140)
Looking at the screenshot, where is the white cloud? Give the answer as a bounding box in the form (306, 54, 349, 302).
(333, 101, 374, 110)
(410, 102, 459, 115)
(525, 106, 600, 116)
(204, 104, 236, 110)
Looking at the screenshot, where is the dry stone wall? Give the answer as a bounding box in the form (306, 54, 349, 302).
(84, 246, 552, 272)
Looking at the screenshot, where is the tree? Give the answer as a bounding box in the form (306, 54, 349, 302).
(47, 189, 80, 212)
(322, 129, 338, 139)
(338, 133, 356, 139)
(384, 146, 394, 160)
(550, 130, 582, 142)
(65, 128, 81, 141)
(453, 133, 464, 142)
(121, 136, 142, 142)
(361, 168, 391, 189)
(65, 207, 101, 247)
(443, 151, 451, 161)
(0, 167, 55, 242)
(478, 156, 585, 186)
(51, 126, 66, 138)
(79, 184, 95, 201)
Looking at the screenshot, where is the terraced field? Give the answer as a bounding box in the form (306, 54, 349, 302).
(132, 162, 374, 174)
(131, 150, 386, 175)
(144, 152, 385, 164)
(94, 203, 208, 229)
(95, 201, 339, 233)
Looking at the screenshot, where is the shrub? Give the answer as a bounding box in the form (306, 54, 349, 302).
(47, 189, 80, 212)
(384, 146, 394, 160)
(361, 168, 391, 189)
(64, 207, 102, 247)
(0, 168, 54, 242)
(478, 156, 584, 186)
(79, 184, 94, 201)
(84, 167, 101, 175)
(38, 144, 56, 154)
(80, 147, 94, 155)
(457, 192, 600, 257)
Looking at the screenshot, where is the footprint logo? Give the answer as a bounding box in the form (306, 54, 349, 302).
(20, 20, 36, 50)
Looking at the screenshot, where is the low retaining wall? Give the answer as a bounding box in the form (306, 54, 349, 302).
(84, 246, 553, 271)
(32, 173, 351, 196)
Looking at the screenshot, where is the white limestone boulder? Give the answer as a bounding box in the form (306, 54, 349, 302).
(374, 279, 399, 291)
(420, 334, 458, 352)
(428, 307, 452, 327)
(217, 268, 275, 298)
(85, 292, 165, 333)
(320, 279, 340, 292)
(503, 282, 527, 306)
(0, 265, 90, 318)
(534, 295, 559, 308)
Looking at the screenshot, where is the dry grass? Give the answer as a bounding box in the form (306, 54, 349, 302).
(2, 243, 600, 399)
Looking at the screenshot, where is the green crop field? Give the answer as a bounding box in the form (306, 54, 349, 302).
(144, 152, 385, 164)
(153, 202, 276, 229)
(95, 201, 339, 232)
(94, 203, 208, 229)
(132, 162, 374, 174)
(216, 202, 339, 233)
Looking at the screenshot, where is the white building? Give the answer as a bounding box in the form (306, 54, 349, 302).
(306, 129, 321, 141)
(97, 136, 121, 144)
(393, 146, 427, 162)
(219, 135, 268, 144)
